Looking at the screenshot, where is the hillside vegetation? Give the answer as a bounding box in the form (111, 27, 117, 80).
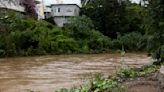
(0, 10, 145, 57)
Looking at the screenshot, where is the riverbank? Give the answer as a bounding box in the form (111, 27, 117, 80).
(124, 65, 164, 92)
(123, 72, 160, 92)
(55, 64, 163, 92)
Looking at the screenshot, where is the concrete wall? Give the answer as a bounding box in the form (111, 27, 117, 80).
(51, 4, 80, 27)
(36, 3, 45, 19)
(53, 16, 68, 27)
(44, 6, 51, 19)
(51, 4, 80, 17)
(44, 12, 51, 19)
(0, 0, 24, 12)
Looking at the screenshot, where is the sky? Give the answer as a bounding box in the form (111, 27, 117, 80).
(43, 0, 140, 6)
(131, 0, 140, 3)
(43, 0, 81, 6)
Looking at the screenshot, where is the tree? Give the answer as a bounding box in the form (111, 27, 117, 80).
(143, 0, 164, 63)
(102, 0, 128, 38)
(81, 0, 105, 35)
(21, 0, 37, 18)
(81, 0, 139, 38)
(124, 3, 147, 34)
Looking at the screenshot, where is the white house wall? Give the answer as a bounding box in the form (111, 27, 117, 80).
(53, 16, 68, 27)
(51, 5, 80, 17)
(0, 0, 24, 12)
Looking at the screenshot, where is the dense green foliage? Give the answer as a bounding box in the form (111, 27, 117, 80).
(0, 11, 111, 56)
(64, 16, 112, 53)
(0, 11, 79, 56)
(117, 65, 160, 78)
(111, 32, 144, 51)
(81, 0, 145, 38)
(142, 0, 164, 63)
(0, 10, 145, 57)
(0, 12, 70, 56)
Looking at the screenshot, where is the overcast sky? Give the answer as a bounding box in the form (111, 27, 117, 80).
(43, 0, 81, 5)
(43, 0, 140, 5)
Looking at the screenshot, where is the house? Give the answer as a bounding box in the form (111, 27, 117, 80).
(35, 0, 45, 19)
(0, 0, 24, 12)
(0, 0, 44, 19)
(51, 4, 80, 27)
(44, 5, 51, 19)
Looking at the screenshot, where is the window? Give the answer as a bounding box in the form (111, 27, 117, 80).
(58, 8, 60, 12)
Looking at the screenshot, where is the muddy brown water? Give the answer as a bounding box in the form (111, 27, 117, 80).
(0, 53, 152, 92)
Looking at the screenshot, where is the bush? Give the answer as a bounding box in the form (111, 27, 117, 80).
(50, 35, 79, 54)
(55, 74, 125, 92)
(0, 10, 147, 57)
(0, 11, 81, 56)
(153, 45, 164, 64)
(64, 16, 112, 53)
(88, 30, 112, 52)
(117, 65, 160, 78)
(111, 32, 144, 51)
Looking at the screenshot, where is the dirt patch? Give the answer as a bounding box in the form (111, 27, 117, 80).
(125, 80, 159, 92)
(123, 73, 163, 92)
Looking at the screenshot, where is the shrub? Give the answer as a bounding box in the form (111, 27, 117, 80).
(117, 65, 160, 78)
(51, 35, 79, 54)
(0, 10, 147, 57)
(111, 32, 144, 51)
(88, 30, 112, 52)
(55, 74, 125, 92)
(153, 45, 164, 64)
(64, 16, 112, 53)
(0, 10, 25, 32)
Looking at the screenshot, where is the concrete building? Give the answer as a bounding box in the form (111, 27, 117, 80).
(0, 0, 24, 12)
(0, 0, 44, 19)
(51, 4, 80, 27)
(35, 0, 45, 19)
(44, 5, 51, 19)
(0, 0, 81, 27)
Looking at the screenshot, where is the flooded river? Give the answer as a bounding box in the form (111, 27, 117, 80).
(0, 53, 152, 92)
